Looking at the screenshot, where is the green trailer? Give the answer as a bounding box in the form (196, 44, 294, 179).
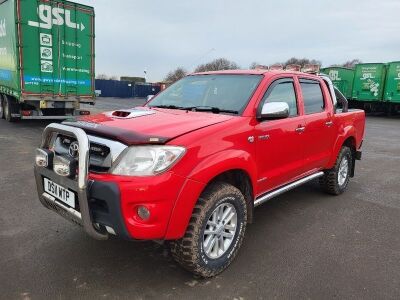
(352, 63, 386, 103)
(0, 0, 95, 121)
(320, 67, 354, 99)
(383, 61, 400, 104)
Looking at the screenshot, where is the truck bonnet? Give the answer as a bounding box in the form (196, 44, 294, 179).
(62, 107, 234, 145)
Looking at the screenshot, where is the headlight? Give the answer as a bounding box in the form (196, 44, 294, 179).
(110, 146, 186, 176)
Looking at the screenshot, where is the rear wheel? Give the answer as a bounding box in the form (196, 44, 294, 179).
(319, 146, 353, 195)
(170, 182, 247, 277)
(3, 95, 19, 122)
(0, 95, 4, 119)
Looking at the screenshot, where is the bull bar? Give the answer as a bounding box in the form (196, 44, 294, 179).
(34, 123, 109, 240)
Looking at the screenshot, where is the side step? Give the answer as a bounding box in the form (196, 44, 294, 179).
(254, 172, 324, 207)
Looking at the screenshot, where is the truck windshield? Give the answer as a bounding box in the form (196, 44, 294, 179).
(148, 74, 262, 114)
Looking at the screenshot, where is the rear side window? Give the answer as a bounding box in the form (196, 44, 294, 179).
(263, 81, 298, 116)
(300, 80, 325, 114)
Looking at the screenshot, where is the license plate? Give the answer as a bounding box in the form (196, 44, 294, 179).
(43, 178, 76, 208)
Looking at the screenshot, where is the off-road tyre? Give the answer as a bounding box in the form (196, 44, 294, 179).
(170, 182, 247, 278)
(3, 95, 19, 122)
(319, 146, 353, 195)
(0, 95, 4, 119)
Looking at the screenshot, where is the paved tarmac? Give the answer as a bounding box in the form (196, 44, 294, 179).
(0, 100, 399, 299)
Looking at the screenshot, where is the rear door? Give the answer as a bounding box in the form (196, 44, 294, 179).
(19, 0, 94, 98)
(300, 78, 336, 172)
(254, 77, 306, 195)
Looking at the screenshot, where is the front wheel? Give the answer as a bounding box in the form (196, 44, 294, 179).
(170, 182, 247, 277)
(319, 146, 353, 195)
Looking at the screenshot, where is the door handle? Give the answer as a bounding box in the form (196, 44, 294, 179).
(295, 126, 305, 133)
(325, 121, 333, 127)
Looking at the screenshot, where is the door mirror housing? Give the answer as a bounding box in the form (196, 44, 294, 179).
(259, 102, 290, 120)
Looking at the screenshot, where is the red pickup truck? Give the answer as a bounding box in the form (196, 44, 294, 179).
(34, 69, 365, 277)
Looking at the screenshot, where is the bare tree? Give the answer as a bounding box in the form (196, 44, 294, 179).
(194, 58, 239, 72)
(109, 75, 118, 81)
(249, 62, 260, 69)
(283, 57, 322, 68)
(331, 59, 362, 68)
(164, 67, 187, 83)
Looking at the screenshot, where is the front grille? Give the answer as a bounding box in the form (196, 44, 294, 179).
(53, 134, 113, 172)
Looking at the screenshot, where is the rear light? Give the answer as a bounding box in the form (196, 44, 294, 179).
(79, 110, 90, 115)
(35, 149, 54, 168)
(21, 110, 32, 116)
(53, 155, 76, 177)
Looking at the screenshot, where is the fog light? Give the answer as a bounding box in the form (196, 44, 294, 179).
(35, 148, 54, 168)
(137, 205, 150, 221)
(53, 155, 76, 177)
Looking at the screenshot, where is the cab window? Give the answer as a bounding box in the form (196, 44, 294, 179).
(300, 79, 325, 114)
(261, 81, 298, 116)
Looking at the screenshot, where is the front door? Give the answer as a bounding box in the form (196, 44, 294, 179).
(255, 78, 306, 196)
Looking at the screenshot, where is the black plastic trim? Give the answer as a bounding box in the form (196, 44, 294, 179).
(88, 181, 132, 240)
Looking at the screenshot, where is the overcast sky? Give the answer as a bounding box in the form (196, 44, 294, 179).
(79, 0, 400, 82)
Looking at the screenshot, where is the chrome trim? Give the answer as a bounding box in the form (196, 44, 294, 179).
(87, 135, 127, 164)
(261, 102, 289, 119)
(325, 121, 333, 127)
(42, 192, 82, 219)
(254, 172, 324, 207)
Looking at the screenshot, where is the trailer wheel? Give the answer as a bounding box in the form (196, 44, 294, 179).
(3, 95, 19, 122)
(0, 95, 4, 119)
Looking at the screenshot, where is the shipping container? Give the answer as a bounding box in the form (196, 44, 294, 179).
(352, 63, 386, 102)
(383, 61, 400, 103)
(0, 0, 95, 121)
(95, 80, 161, 98)
(320, 67, 354, 99)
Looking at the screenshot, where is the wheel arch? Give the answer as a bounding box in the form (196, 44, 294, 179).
(165, 152, 257, 239)
(328, 128, 357, 177)
(206, 169, 254, 224)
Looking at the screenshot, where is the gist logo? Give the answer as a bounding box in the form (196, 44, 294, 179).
(28, 4, 85, 31)
(0, 19, 6, 37)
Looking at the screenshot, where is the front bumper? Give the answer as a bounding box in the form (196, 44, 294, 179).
(34, 165, 132, 240)
(34, 123, 189, 241)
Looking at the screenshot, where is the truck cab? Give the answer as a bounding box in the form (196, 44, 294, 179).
(34, 69, 365, 277)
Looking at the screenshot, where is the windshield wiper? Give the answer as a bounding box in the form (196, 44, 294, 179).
(189, 106, 239, 114)
(150, 105, 187, 110)
(150, 105, 239, 114)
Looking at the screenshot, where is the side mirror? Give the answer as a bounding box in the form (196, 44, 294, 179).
(259, 102, 289, 120)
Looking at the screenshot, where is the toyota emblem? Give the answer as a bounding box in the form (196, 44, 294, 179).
(69, 141, 79, 158)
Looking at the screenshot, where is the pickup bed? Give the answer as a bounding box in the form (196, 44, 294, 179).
(34, 69, 365, 277)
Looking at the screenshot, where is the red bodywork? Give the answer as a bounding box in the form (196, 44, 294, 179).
(84, 70, 365, 240)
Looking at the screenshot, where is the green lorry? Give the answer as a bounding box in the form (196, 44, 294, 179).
(383, 61, 400, 104)
(320, 67, 355, 99)
(0, 0, 95, 121)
